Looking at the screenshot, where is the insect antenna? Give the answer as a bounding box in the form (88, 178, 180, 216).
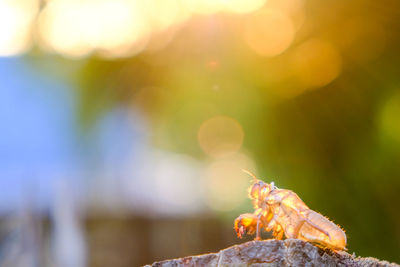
(242, 169, 259, 183)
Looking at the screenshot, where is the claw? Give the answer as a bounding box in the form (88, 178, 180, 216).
(234, 216, 247, 238)
(238, 226, 245, 238)
(234, 213, 262, 239)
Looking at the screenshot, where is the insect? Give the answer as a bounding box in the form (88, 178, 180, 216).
(234, 170, 347, 251)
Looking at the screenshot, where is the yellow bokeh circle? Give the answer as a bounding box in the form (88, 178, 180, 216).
(198, 115, 244, 158)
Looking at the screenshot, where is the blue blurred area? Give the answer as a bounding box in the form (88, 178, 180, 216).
(0, 58, 155, 267)
(92, 108, 147, 170)
(0, 57, 80, 211)
(0, 58, 150, 213)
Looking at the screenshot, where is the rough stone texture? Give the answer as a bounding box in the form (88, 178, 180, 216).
(144, 239, 400, 267)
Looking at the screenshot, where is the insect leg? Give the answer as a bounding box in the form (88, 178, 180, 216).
(255, 214, 262, 240)
(263, 212, 285, 240)
(273, 224, 284, 240)
(264, 213, 278, 232)
(292, 219, 306, 238)
(234, 213, 259, 238)
(303, 216, 331, 239)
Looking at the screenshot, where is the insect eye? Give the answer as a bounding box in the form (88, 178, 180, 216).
(249, 183, 261, 199)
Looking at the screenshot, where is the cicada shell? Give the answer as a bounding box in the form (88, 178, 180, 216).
(234, 170, 347, 251)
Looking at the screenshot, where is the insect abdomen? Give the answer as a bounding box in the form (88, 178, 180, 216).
(299, 210, 347, 250)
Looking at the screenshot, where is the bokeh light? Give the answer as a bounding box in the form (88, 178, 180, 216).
(37, 0, 152, 58)
(181, 0, 266, 15)
(0, 0, 38, 56)
(244, 9, 295, 57)
(10, 0, 269, 58)
(37, 0, 93, 58)
(145, 0, 190, 32)
(204, 153, 256, 211)
(198, 116, 244, 158)
(290, 38, 342, 89)
(82, 0, 150, 57)
(221, 0, 267, 14)
(265, 0, 304, 29)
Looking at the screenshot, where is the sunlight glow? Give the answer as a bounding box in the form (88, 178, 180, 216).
(83, 0, 151, 58)
(265, 0, 305, 30)
(37, 0, 152, 58)
(182, 0, 267, 15)
(181, 0, 221, 15)
(221, 0, 267, 14)
(3, 0, 268, 58)
(148, 0, 191, 31)
(244, 9, 295, 57)
(37, 1, 92, 58)
(0, 0, 38, 56)
(266, 0, 303, 14)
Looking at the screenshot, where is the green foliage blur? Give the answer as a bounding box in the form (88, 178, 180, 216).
(31, 0, 400, 262)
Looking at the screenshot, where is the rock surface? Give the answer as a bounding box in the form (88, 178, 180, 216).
(145, 239, 399, 267)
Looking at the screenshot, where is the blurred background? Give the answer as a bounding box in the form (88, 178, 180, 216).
(1, 0, 400, 266)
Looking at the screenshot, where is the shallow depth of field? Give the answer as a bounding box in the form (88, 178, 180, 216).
(1, 0, 400, 266)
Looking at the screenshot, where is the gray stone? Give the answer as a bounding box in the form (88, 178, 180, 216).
(145, 239, 399, 267)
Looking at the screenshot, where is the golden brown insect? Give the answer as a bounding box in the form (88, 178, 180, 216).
(234, 170, 347, 251)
